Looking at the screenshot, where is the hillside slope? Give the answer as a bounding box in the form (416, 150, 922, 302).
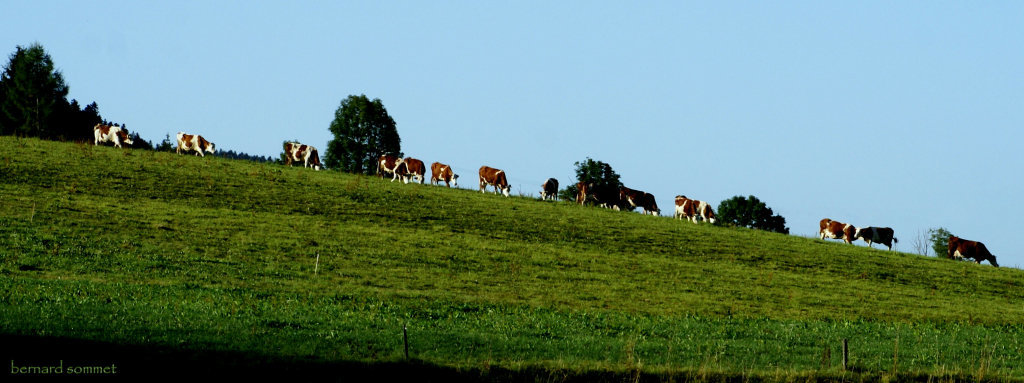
(1, 137, 1022, 381)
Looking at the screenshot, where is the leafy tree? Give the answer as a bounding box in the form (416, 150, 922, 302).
(559, 157, 624, 203)
(324, 95, 401, 174)
(0, 43, 69, 138)
(716, 195, 790, 234)
(928, 227, 952, 258)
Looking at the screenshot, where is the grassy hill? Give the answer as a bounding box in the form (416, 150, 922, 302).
(1, 137, 1022, 381)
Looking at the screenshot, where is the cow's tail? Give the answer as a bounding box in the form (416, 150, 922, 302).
(893, 237, 898, 243)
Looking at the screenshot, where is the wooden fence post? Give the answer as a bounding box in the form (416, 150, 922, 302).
(842, 339, 849, 371)
(403, 323, 410, 360)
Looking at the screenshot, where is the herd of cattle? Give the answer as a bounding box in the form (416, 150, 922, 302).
(91, 123, 1001, 268)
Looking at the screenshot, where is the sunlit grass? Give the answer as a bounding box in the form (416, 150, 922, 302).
(1, 136, 1022, 381)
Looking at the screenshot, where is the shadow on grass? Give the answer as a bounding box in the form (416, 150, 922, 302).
(0, 335, 992, 383)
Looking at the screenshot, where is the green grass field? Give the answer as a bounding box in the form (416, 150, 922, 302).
(2, 137, 1023, 381)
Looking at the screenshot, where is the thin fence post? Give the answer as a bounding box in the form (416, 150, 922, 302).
(842, 339, 849, 371)
(403, 323, 409, 360)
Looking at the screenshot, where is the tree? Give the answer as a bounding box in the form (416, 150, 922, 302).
(0, 43, 69, 138)
(52, 100, 104, 142)
(155, 134, 175, 152)
(324, 95, 401, 174)
(559, 157, 624, 203)
(716, 195, 790, 234)
(928, 227, 952, 258)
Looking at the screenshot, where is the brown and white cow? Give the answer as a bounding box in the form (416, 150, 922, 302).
(819, 218, 855, 244)
(541, 178, 559, 201)
(176, 132, 215, 156)
(697, 200, 717, 224)
(283, 142, 321, 170)
(674, 196, 716, 224)
(479, 166, 511, 197)
(93, 124, 133, 148)
(948, 235, 999, 267)
(576, 182, 590, 205)
(430, 162, 458, 187)
(853, 226, 898, 250)
(620, 186, 659, 215)
(378, 155, 407, 182)
(402, 157, 426, 184)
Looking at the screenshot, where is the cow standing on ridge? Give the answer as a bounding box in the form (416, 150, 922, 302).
(948, 235, 999, 267)
(541, 178, 559, 201)
(378, 155, 407, 182)
(283, 142, 322, 170)
(675, 196, 716, 224)
(430, 162, 458, 187)
(403, 157, 426, 184)
(176, 132, 215, 156)
(93, 124, 133, 148)
(819, 218, 855, 244)
(853, 227, 897, 250)
(479, 166, 511, 197)
(620, 186, 659, 215)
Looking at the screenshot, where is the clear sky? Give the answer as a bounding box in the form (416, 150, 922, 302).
(5, 1, 1022, 267)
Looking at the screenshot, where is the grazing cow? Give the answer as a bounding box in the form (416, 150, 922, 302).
(853, 227, 898, 250)
(541, 178, 559, 201)
(378, 155, 407, 182)
(176, 132, 215, 156)
(819, 218, 855, 244)
(948, 235, 999, 267)
(478, 166, 511, 197)
(283, 142, 322, 170)
(576, 182, 590, 205)
(675, 196, 696, 222)
(674, 196, 716, 224)
(697, 200, 717, 224)
(594, 184, 626, 210)
(93, 124, 133, 148)
(430, 162, 459, 187)
(620, 187, 660, 215)
(403, 157, 426, 184)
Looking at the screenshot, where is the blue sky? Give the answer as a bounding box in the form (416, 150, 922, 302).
(5, 1, 1022, 267)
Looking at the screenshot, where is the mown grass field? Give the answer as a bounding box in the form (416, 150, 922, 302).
(2, 136, 1023, 382)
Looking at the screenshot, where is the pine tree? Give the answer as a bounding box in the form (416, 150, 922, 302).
(0, 44, 69, 138)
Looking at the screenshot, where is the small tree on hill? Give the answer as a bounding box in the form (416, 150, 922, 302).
(717, 195, 789, 234)
(155, 134, 174, 152)
(324, 95, 401, 174)
(559, 157, 623, 203)
(928, 227, 952, 258)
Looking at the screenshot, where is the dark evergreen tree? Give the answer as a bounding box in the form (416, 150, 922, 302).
(155, 133, 175, 152)
(324, 95, 401, 174)
(0, 44, 69, 138)
(716, 195, 790, 234)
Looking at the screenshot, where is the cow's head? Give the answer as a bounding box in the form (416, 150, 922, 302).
(452, 173, 459, 187)
(117, 128, 134, 146)
(500, 184, 511, 197)
(205, 142, 216, 154)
